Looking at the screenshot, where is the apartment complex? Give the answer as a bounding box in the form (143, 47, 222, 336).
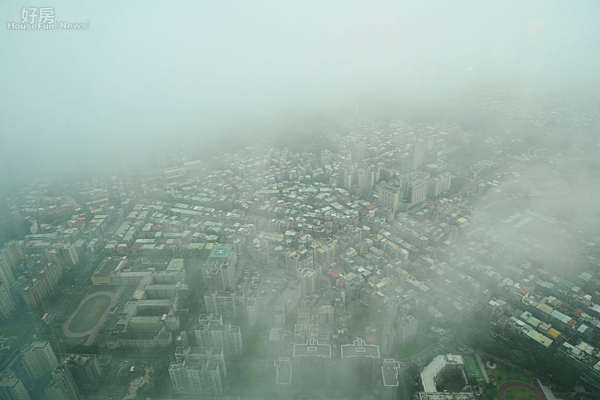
(194, 314, 243, 355)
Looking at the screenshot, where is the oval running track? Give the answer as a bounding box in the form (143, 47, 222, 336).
(498, 381, 547, 400)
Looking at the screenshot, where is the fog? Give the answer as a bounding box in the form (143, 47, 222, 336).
(1, 0, 600, 185)
(2, 2, 600, 399)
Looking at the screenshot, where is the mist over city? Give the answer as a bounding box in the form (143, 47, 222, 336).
(1, 1, 600, 400)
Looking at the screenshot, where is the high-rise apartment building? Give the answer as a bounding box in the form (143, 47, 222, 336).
(20, 341, 59, 381)
(45, 248, 64, 272)
(194, 314, 243, 355)
(169, 359, 222, 396)
(411, 139, 427, 170)
(246, 297, 258, 327)
(341, 338, 380, 388)
(397, 315, 418, 343)
(202, 246, 236, 291)
(381, 359, 401, 400)
(21, 263, 63, 306)
(274, 301, 286, 330)
(292, 338, 331, 389)
(401, 173, 429, 212)
(204, 291, 247, 323)
(298, 268, 316, 297)
(1, 241, 24, 272)
(274, 357, 293, 400)
(59, 243, 79, 266)
(0, 279, 16, 319)
(318, 305, 334, 333)
(377, 182, 402, 213)
(286, 249, 313, 274)
(0, 376, 31, 400)
(382, 322, 395, 356)
(0, 256, 15, 287)
(63, 354, 102, 390)
(45, 364, 79, 400)
(175, 346, 227, 378)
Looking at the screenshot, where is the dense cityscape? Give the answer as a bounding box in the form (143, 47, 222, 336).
(3, 1, 600, 400)
(1, 86, 599, 400)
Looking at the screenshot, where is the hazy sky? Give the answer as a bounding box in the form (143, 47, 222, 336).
(1, 0, 600, 181)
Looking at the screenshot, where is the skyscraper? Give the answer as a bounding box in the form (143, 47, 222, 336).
(0, 376, 30, 400)
(1, 241, 24, 272)
(341, 338, 381, 388)
(411, 139, 427, 170)
(377, 182, 401, 213)
(382, 322, 395, 356)
(397, 315, 418, 343)
(298, 268, 316, 297)
(45, 364, 80, 400)
(62, 354, 102, 391)
(0, 255, 15, 287)
(45, 248, 64, 272)
(175, 346, 227, 378)
(59, 243, 79, 266)
(292, 338, 332, 389)
(380, 359, 401, 400)
(318, 305, 334, 333)
(204, 291, 247, 323)
(274, 357, 293, 400)
(0, 279, 16, 319)
(169, 359, 223, 396)
(194, 314, 243, 355)
(20, 342, 59, 381)
(202, 246, 236, 291)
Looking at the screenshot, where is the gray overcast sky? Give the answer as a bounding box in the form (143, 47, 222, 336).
(1, 0, 599, 180)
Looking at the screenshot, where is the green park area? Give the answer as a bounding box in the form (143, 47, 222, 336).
(68, 295, 111, 333)
(488, 360, 532, 385)
(504, 386, 540, 400)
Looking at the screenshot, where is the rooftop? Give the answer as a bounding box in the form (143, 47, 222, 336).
(341, 338, 380, 358)
(420, 354, 464, 393)
(209, 246, 232, 259)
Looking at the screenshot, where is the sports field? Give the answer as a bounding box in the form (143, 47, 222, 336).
(503, 386, 540, 400)
(68, 294, 111, 333)
(462, 354, 485, 381)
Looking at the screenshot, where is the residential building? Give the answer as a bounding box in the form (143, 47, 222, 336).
(298, 268, 317, 297)
(341, 338, 381, 388)
(204, 291, 247, 323)
(377, 182, 401, 213)
(411, 139, 427, 170)
(58, 243, 79, 266)
(1, 241, 24, 272)
(62, 354, 101, 390)
(318, 305, 334, 333)
(0, 256, 15, 287)
(202, 246, 236, 291)
(286, 250, 313, 274)
(45, 364, 79, 400)
(0, 376, 31, 400)
(195, 314, 243, 355)
(274, 357, 293, 400)
(169, 359, 222, 396)
(292, 338, 331, 389)
(0, 279, 16, 319)
(381, 359, 401, 400)
(397, 315, 418, 343)
(382, 322, 395, 356)
(20, 341, 59, 381)
(175, 346, 227, 378)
